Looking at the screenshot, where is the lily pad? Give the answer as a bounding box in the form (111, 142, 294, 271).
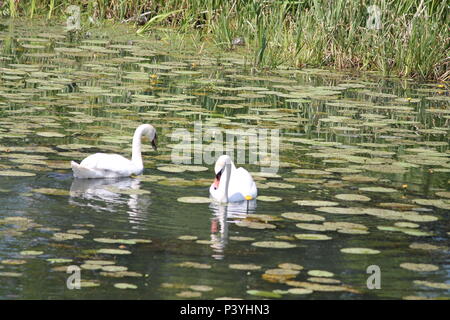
(114, 283, 137, 289)
(293, 200, 339, 207)
(340, 247, 380, 254)
(97, 249, 132, 255)
(177, 196, 211, 203)
(307, 270, 334, 277)
(0, 170, 36, 177)
(257, 196, 283, 202)
(251, 241, 296, 249)
(229, 264, 261, 271)
(281, 212, 325, 221)
(20, 250, 44, 256)
(32, 188, 70, 196)
(358, 187, 398, 193)
(294, 234, 332, 240)
(247, 290, 282, 298)
(334, 194, 371, 202)
(288, 288, 313, 295)
(400, 263, 439, 272)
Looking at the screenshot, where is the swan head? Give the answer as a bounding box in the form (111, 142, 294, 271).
(138, 124, 157, 151)
(213, 155, 232, 190)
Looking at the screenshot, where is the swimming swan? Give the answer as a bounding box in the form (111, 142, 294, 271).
(71, 124, 157, 179)
(209, 155, 257, 203)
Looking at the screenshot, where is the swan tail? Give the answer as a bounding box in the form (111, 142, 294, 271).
(71, 161, 98, 179)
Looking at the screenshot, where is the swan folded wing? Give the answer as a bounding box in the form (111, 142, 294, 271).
(228, 167, 257, 200)
(73, 153, 140, 178)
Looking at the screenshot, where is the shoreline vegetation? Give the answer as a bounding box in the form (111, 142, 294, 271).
(1, 0, 449, 81)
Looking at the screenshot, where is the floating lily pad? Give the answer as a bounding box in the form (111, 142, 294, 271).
(84, 260, 115, 265)
(20, 250, 43, 256)
(36, 132, 65, 138)
(286, 280, 350, 292)
(80, 280, 100, 288)
(177, 196, 211, 203)
(308, 277, 341, 284)
(81, 264, 103, 271)
(413, 280, 450, 290)
(435, 191, 450, 199)
(265, 182, 295, 189)
(176, 291, 202, 298)
(315, 207, 364, 215)
(293, 169, 332, 175)
(52, 233, 83, 241)
(409, 243, 440, 251)
(32, 188, 70, 196)
(247, 290, 282, 298)
(251, 241, 296, 249)
(281, 212, 325, 221)
(100, 271, 143, 278)
(178, 235, 198, 241)
(257, 196, 283, 202)
(1, 259, 27, 265)
(308, 270, 334, 277)
(412, 199, 450, 210)
(293, 200, 339, 207)
(114, 283, 137, 289)
(287, 288, 313, 295)
(229, 236, 255, 241)
(294, 233, 331, 240)
(0, 272, 23, 277)
(400, 263, 439, 272)
(262, 268, 300, 282)
(97, 249, 132, 255)
(278, 263, 304, 271)
(0, 170, 36, 177)
(46, 258, 73, 264)
(94, 238, 137, 245)
(334, 194, 371, 202)
(236, 220, 276, 229)
(295, 223, 329, 232)
(358, 187, 398, 193)
(102, 266, 128, 272)
(340, 247, 380, 254)
(176, 261, 211, 269)
(189, 285, 213, 292)
(229, 264, 261, 270)
(157, 166, 186, 173)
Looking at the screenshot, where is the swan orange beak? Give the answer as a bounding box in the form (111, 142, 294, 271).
(213, 169, 222, 190)
(213, 177, 220, 190)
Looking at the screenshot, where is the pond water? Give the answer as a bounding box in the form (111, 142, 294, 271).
(0, 19, 449, 300)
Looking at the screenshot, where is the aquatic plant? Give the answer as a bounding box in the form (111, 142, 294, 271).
(3, 0, 449, 80)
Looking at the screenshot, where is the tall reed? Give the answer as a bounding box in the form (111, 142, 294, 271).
(5, 0, 449, 80)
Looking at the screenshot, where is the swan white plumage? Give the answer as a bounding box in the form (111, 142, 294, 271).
(71, 124, 157, 179)
(209, 155, 257, 203)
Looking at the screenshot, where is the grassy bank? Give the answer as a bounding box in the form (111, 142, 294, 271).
(2, 0, 449, 80)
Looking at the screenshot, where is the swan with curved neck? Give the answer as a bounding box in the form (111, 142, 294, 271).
(209, 155, 257, 203)
(71, 124, 157, 179)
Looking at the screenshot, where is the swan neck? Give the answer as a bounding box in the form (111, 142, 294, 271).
(221, 163, 232, 202)
(131, 127, 144, 168)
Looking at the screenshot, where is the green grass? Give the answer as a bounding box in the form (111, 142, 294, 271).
(3, 0, 449, 80)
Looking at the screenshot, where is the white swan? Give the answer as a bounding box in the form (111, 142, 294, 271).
(71, 124, 157, 179)
(209, 155, 257, 203)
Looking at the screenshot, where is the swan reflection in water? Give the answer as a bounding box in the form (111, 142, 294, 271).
(69, 178, 152, 224)
(209, 199, 257, 260)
